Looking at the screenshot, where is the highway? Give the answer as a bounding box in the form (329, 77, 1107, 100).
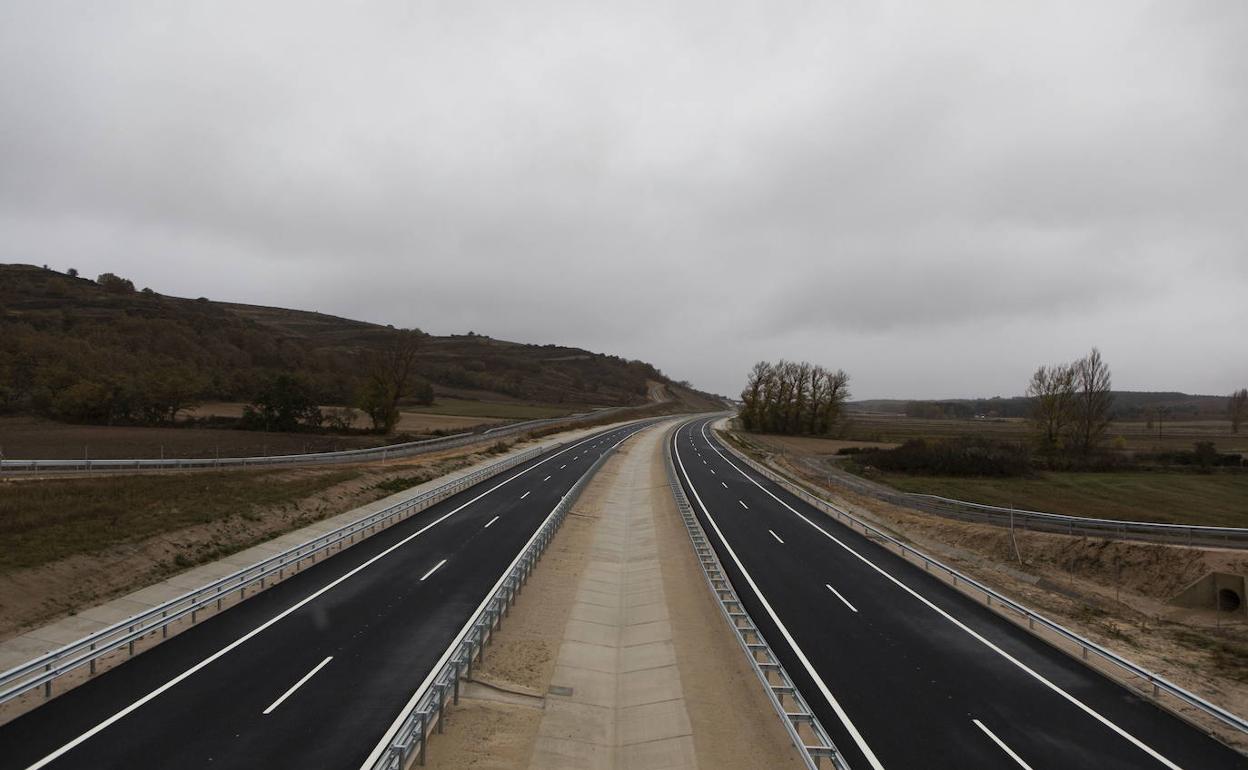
(672, 417, 1246, 770)
(0, 422, 648, 770)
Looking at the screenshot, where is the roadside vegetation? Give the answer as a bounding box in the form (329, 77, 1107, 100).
(0, 469, 361, 571)
(738, 359, 851, 435)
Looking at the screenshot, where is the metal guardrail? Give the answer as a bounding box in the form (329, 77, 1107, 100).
(664, 422, 847, 770)
(363, 428, 631, 770)
(0, 408, 628, 473)
(0, 440, 555, 708)
(717, 427, 1248, 740)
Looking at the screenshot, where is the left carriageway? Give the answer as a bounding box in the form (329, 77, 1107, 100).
(0, 422, 648, 770)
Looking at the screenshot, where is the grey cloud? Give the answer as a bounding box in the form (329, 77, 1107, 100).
(1, 1, 1245, 399)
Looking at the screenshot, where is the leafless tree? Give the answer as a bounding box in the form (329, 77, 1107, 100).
(738, 360, 850, 436)
(1071, 347, 1114, 455)
(1230, 388, 1248, 434)
(359, 329, 422, 432)
(1026, 363, 1075, 453)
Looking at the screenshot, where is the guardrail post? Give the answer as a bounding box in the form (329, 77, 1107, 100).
(44, 664, 51, 697)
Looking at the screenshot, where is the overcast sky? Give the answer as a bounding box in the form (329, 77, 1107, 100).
(2, 2, 1245, 400)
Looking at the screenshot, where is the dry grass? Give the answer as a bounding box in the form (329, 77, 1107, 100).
(880, 471, 1248, 527)
(0, 469, 359, 571)
(842, 413, 1248, 454)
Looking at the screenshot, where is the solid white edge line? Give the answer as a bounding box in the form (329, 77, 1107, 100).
(23, 427, 616, 770)
(973, 719, 1035, 770)
(698, 419, 1184, 770)
(419, 559, 447, 581)
(484, 516, 500, 529)
(357, 421, 648, 769)
(263, 656, 333, 715)
(826, 585, 858, 613)
(673, 423, 887, 770)
(768, 529, 784, 544)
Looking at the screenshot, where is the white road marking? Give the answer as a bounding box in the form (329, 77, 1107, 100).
(739, 500, 749, 509)
(672, 428, 886, 770)
(560, 465, 566, 469)
(484, 516, 499, 529)
(973, 720, 1035, 770)
(543, 475, 551, 481)
(420, 559, 447, 581)
(20, 427, 615, 770)
(361, 423, 647, 770)
(826, 584, 858, 613)
(263, 657, 333, 715)
(697, 420, 1184, 770)
(768, 529, 784, 544)
(721, 482, 728, 489)
(710, 469, 715, 475)
(520, 491, 530, 499)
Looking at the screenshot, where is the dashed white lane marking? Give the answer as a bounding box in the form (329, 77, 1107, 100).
(696, 420, 1183, 770)
(484, 516, 500, 529)
(520, 491, 531, 499)
(420, 559, 447, 581)
(263, 656, 333, 715)
(543, 475, 551, 481)
(673, 427, 885, 770)
(710, 469, 715, 475)
(721, 482, 728, 489)
(560, 465, 566, 469)
(768, 529, 784, 544)
(739, 500, 749, 510)
(973, 720, 1034, 770)
(826, 584, 858, 613)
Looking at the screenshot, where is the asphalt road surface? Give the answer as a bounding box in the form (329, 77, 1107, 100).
(672, 416, 1246, 770)
(0, 422, 647, 770)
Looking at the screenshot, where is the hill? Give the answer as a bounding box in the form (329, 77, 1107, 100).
(0, 264, 704, 426)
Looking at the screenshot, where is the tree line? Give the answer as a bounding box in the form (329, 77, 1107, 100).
(739, 360, 851, 435)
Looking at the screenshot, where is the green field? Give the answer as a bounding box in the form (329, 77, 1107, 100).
(879, 471, 1248, 527)
(408, 398, 586, 420)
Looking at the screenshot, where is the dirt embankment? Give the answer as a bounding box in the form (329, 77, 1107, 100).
(753, 446, 1248, 751)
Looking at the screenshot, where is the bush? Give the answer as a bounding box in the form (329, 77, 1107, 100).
(855, 438, 1031, 477)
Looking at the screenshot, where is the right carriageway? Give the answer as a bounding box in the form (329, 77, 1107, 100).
(671, 416, 1246, 770)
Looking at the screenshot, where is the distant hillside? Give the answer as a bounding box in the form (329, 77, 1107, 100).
(0, 264, 701, 424)
(851, 392, 1231, 420)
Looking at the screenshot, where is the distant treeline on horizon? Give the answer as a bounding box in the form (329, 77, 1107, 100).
(850, 392, 1232, 421)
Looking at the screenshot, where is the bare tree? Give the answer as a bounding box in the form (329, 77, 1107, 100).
(1230, 388, 1248, 434)
(359, 329, 422, 433)
(1026, 363, 1075, 453)
(739, 359, 849, 436)
(1071, 347, 1114, 455)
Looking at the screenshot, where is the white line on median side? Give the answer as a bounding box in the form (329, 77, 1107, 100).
(420, 559, 448, 581)
(672, 424, 886, 770)
(826, 584, 858, 613)
(973, 719, 1034, 769)
(768, 529, 784, 544)
(697, 419, 1184, 770)
(23, 426, 614, 770)
(484, 516, 500, 529)
(263, 657, 333, 715)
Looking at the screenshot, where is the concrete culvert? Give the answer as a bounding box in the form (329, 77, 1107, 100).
(1218, 588, 1242, 612)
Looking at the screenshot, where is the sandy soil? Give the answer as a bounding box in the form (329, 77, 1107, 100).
(420, 444, 610, 769)
(424, 426, 802, 770)
(759, 448, 1248, 753)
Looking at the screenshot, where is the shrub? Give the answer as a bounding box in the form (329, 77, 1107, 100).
(855, 437, 1031, 477)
